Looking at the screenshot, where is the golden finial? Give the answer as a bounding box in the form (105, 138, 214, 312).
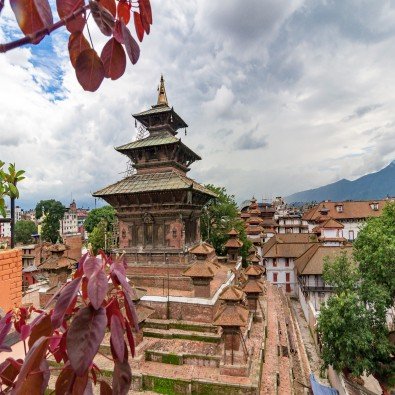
(157, 74, 168, 106)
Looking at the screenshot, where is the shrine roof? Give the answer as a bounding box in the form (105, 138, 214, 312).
(213, 304, 249, 327)
(182, 261, 216, 278)
(219, 285, 245, 301)
(224, 238, 243, 249)
(133, 104, 188, 129)
(93, 171, 217, 198)
(242, 279, 264, 293)
(244, 265, 263, 275)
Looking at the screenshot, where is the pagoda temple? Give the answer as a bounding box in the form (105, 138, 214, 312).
(93, 76, 216, 268)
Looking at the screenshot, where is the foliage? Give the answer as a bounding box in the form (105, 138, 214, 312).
(0, 0, 153, 91)
(0, 252, 139, 393)
(84, 205, 115, 233)
(15, 220, 37, 244)
(318, 204, 395, 392)
(0, 161, 25, 217)
(35, 200, 66, 244)
(200, 184, 251, 260)
(88, 219, 112, 255)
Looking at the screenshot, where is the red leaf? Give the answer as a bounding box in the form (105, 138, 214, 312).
(99, 0, 116, 17)
(100, 37, 126, 80)
(110, 315, 125, 361)
(125, 320, 135, 357)
(133, 12, 144, 42)
(84, 256, 102, 279)
(105, 297, 122, 327)
(10, 0, 53, 39)
(69, 32, 91, 69)
(117, 0, 130, 24)
(89, 0, 114, 36)
(66, 306, 107, 376)
(28, 314, 53, 349)
(0, 318, 12, 347)
(72, 370, 89, 393)
(112, 348, 131, 395)
(100, 380, 112, 395)
(13, 336, 49, 393)
(52, 277, 82, 329)
(55, 364, 76, 394)
(40, 359, 50, 394)
(140, 0, 152, 24)
(138, 0, 150, 34)
(75, 48, 105, 92)
(88, 268, 108, 310)
(120, 22, 140, 65)
(0, 359, 20, 388)
(56, 0, 85, 33)
(123, 290, 139, 332)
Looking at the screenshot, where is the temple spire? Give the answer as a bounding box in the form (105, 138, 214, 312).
(157, 75, 168, 106)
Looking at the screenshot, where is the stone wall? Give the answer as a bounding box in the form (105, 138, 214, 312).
(0, 249, 22, 312)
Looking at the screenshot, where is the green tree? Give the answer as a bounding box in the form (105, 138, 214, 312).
(35, 199, 66, 243)
(88, 219, 112, 255)
(318, 205, 395, 393)
(200, 184, 251, 260)
(15, 220, 37, 244)
(84, 205, 115, 233)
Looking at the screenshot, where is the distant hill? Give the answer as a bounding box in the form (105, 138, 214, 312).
(286, 161, 395, 203)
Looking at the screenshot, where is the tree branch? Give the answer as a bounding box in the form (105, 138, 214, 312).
(0, 4, 90, 53)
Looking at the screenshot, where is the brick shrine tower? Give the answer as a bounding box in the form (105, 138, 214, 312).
(93, 76, 216, 269)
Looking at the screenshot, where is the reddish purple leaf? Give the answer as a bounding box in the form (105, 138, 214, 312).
(90, 0, 114, 36)
(138, 0, 150, 34)
(139, 0, 152, 24)
(125, 320, 135, 357)
(67, 306, 107, 376)
(112, 348, 131, 395)
(75, 49, 104, 92)
(68, 31, 91, 68)
(88, 268, 108, 310)
(40, 359, 50, 394)
(117, 0, 130, 24)
(56, 0, 85, 33)
(20, 324, 31, 341)
(72, 370, 89, 393)
(55, 364, 76, 394)
(100, 380, 112, 395)
(100, 37, 126, 80)
(110, 315, 125, 361)
(10, 0, 53, 38)
(0, 319, 12, 347)
(52, 277, 82, 329)
(28, 314, 52, 349)
(84, 256, 102, 279)
(121, 22, 140, 65)
(99, 0, 116, 17)
(123, 290, 139, 332)
(133, 12, 144, 42)
(13, 336, 48, 393)
(49, 332, 61, 353)
(113, 20, 124, 44)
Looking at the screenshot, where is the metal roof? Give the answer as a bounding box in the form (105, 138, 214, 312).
(116, 133, 179, 150)
(93, 171, 217, 197)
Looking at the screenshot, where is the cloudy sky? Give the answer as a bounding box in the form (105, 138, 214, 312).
(1, 0, 395, 209)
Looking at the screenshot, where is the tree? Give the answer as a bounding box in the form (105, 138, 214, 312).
(35, 200, 66, 244)
(0, 0, 153, 91)
(200, 184, 251, 260)
(15, 220, 37, 244)
(0, 161, 25, 248)
(88, 219, 112, 255)
(0, 252, 139, 393)
(318, 204, 395, 394)
(84, 205, 115, 233)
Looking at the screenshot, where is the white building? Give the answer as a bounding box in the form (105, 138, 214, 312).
(263, 233, 318, 295)
(276, 215, 309, 234)
(60, 201, 78, 236)
(303, 199, 393, 241)
(0, 206, 23, 238)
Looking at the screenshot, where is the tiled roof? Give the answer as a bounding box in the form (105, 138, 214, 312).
(246, 225, 263, 234)
(245, 265, 263, 276)
(219, 285, 245, 301)
(247, 216, 263, 224)
(189, 242, 215, 255)
(182, 261, 216, 278)
(242, 279, 264, 294)
(115, 132, 201, 160)
(321, 218, 344, 229)
(302, 200, 393, 221)
(213, 304, 249, 327)
(262, 233, 318, 256)
(295, 244, 353, 275)
(263, 242, 313, 259)
(224, 238, 243, 249)
(38, 256, 76, 271)
(227, 228, 239, 236)
(93, 171, 217, 198)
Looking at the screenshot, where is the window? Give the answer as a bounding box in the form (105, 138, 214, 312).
(336, 205, 343, 213)
(273, 259, 277, 267)
(273, 273, 278, 282)
(348, 230, 354, 241)
(285, 258, 289, 267)
(286, 283, 291, 292)
(370, 202, 379, 211)
(286, 273, 290, 282)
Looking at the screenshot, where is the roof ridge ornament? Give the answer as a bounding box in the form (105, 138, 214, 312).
(157, 74, 168, 106)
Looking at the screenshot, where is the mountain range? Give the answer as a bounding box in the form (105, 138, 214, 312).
(286, 161, 395, 203)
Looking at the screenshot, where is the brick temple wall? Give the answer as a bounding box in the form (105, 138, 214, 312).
(63, 234, 83, 261)
(0, 249, 22, 312)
